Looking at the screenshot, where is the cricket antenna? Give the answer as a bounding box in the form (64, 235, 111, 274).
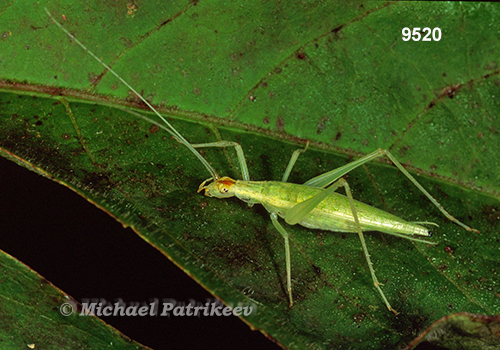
(44, 7, 219, 181)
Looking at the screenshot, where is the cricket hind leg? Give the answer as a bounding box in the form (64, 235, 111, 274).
(270, 213, 294, 308)
(382, 149, 479, 233)
(337, 177, 400, 315)
(285, 175, 399, 314)
(304, 148, 478, 233)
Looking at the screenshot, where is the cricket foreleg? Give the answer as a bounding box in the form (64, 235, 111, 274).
(281, 141, 309, 183)
(270, 213, 293, 308)
(191, 141, 250, 181)
(338, 177, 399, 315)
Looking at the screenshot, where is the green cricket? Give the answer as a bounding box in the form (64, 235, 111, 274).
(45, 8, 479, 316)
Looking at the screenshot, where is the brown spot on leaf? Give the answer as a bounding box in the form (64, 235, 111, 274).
(119, 36, 133, 48)
(88, 72, 100, 84)
(149, 124, 160, 134)
(353, 313, 366, 323)
(484, 61, 498, 71)
(438, 84, 461, 99)
(276, 116, 284, 132)
(398, 145, 411, 158)
(316, 117, 329, 135)
(484, 205, 500, 226)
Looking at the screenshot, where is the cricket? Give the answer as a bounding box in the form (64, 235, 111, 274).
(45, 8, 479, 316)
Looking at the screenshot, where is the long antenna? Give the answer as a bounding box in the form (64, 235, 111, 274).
(44, 7, 219, 180)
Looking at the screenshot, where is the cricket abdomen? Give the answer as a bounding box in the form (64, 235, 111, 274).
(250, 181, 430, 237)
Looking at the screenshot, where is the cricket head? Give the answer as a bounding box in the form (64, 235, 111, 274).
(198, 176, 236, 198)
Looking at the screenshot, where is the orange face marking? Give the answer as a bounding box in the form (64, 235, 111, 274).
(218, 177, 235, 187)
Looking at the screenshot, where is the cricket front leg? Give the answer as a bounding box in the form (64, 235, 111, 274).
(281, 141, 309, 183)
(191, 141, 250, 181)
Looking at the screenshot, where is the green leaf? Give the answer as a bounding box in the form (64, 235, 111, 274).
(0, 1, 499, 349)
(408, 313, 500, 350)
(0, 248, 150, 349)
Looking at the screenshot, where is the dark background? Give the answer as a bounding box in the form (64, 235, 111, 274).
(0, 156, 280, 350)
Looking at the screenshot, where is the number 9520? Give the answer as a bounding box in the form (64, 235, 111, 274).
(402, 27, 442, 41)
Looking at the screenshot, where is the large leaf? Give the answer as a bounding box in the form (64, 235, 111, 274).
(0, 1, 499, 349)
